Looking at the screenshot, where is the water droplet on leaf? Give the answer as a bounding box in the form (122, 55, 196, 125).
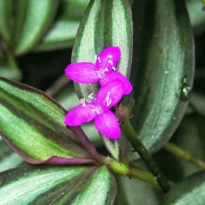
(180, 76, 191, 101)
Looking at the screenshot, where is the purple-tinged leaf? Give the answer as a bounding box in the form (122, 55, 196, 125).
(0, 77, 97, 165)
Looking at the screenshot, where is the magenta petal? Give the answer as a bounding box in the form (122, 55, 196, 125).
(64, 103, 97, 126)
(96, 79, 124, 110)
(100, 71, 132, 95)
(96, 46, 121, 72)
(65, 62, 99, 83)
(94, 110, 120, 140)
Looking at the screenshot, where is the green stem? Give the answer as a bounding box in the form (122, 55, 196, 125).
(164, 143, 205, 169)
(122, 120, 170, 192)
(71, 126, 105, 164)
(103, 157, 174, 188)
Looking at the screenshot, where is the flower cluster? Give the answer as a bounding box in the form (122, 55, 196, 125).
(64, 47, 132, 139)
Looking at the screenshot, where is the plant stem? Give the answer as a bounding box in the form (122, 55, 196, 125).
(71, 126, 105, 164)
(46, 74, 71, 97)
(103, 157, 174, 188)
(1, 40, 17, 68)
(164, 143, 205, 169)
(122, 120, 170, 192)
(0, 39, 22, 80)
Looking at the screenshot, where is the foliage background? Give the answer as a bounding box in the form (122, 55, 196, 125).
(0, 0, 205, 204)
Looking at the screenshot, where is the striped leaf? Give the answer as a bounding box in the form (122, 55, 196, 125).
(129, 0, 194, 156)
(161, 171, 205, 205)
(72, 0, 133, 100)
(14, 0, 59, 55)
(0, 165, 116, 205)
(101, 135, 119, 161)
(0, 77, 95, 165)
(71, 0, 132, 159)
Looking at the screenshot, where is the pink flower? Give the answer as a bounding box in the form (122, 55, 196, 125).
(65, 46, 132, 95)
(64, 80, 125, 139)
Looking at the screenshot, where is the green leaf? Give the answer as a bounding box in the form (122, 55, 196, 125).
(0, 0, 13, 46)
(33, 0, 89, 52)
(33, 20, 79, 52)
(130, 0, 194, 156)
(115, 174, 162, 205)
(14, 0, 59, 55)
(0, 66, 22, 81)
(72, 0, 133, 99)
(171, 114, 205, 176)
(0, 77, 95, 164)
(0, 165, 116, 205)
(161, 171, 205, 205)
(101, 135, 119, 161)
(186, 0, 205, 36)
(154, 114, 205, 182)
(0, 137, 23, 172)
(12, 0, 28, 44)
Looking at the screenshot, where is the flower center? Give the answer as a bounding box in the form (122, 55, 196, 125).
(96, 56, 116, 78)
(92, 106, 102, 115)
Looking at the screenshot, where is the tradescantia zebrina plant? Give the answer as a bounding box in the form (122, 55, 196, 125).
(3, 0, 205, 204)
